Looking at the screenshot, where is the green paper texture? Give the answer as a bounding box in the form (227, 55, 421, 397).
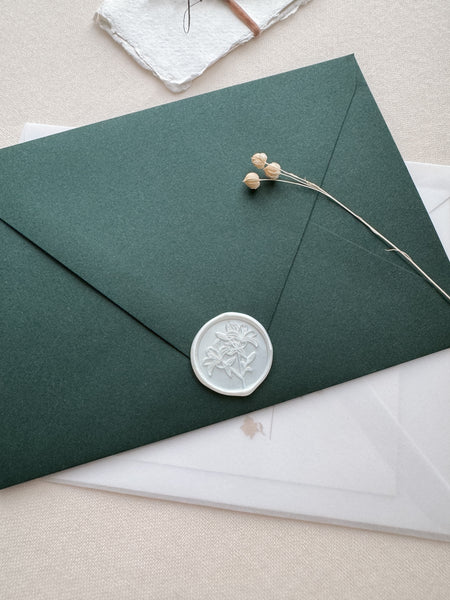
(1, 56, 449, 489)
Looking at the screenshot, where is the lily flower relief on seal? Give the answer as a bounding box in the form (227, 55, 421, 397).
(202, 322, 260, 384)
(203, 346, 230, 377)
(216, 322, 259, 349)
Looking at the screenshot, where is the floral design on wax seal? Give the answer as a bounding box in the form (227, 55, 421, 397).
(190, 313, 273, 397)
(203, 322, 258, 386)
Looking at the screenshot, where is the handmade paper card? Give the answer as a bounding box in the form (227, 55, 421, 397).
(1, 56, 449, 491)
(95, 0, 311, 91)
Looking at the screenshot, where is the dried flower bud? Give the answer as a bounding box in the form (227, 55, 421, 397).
(264, 162, 281, 180)
(243, 172, 260, 190)
(251, 153, 267, 169)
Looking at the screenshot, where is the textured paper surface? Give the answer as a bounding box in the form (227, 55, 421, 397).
(95, 0, 311, 91)
(1, 57, 450, 492)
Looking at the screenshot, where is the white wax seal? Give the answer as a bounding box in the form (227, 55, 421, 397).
(190, 313, 273, 397)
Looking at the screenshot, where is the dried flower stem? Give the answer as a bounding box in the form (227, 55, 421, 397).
(255, 165, 450, 303)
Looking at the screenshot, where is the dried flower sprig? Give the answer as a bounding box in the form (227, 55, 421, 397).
(244, 154, 450, 303)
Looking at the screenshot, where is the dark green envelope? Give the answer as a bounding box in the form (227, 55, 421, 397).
(1, 55, 449, 489)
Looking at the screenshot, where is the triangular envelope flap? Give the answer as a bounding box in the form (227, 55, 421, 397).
(0, 56, 358, 356)
(265, 62, 450, 399)
(313, 66, 450, 353)
(309, 64, 450, 284)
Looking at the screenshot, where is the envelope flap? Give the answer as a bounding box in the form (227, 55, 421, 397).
(310, 65, 450, 283)
(263, 61, 450, 400)
(0, 56, 358, 356)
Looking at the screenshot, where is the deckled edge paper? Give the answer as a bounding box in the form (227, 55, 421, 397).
(94, 0, 311, 92)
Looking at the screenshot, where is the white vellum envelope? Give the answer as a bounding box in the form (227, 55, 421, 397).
(94, 0, 311, 92)
(20, 124, 450, 541)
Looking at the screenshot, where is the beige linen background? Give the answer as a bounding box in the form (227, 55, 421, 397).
(1, 1, 449, 598)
